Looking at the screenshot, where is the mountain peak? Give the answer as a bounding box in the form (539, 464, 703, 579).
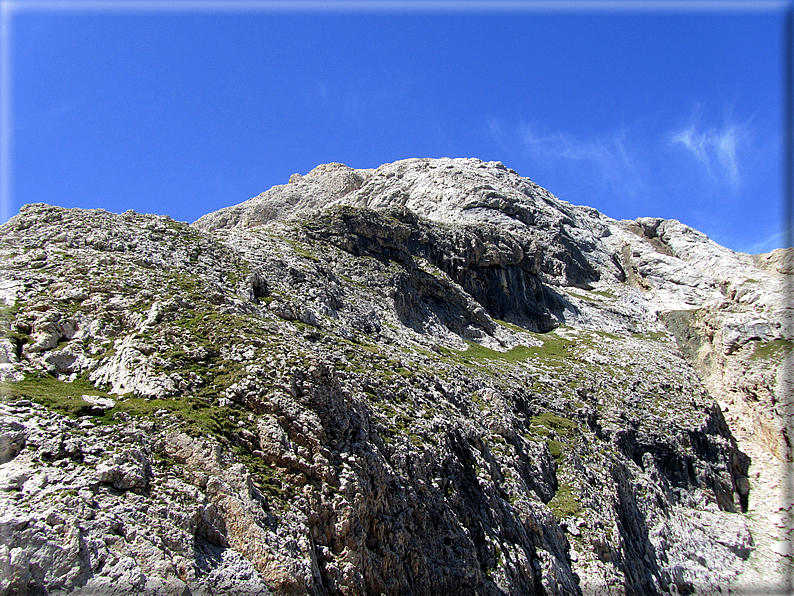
(195, 157, 564, 233)
(1, 158, 790, 595)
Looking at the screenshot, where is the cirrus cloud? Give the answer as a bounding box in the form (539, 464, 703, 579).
(669, 113, 750, 190)
(488, 118, 653, 205)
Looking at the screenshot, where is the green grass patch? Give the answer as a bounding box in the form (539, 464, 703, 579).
(0, 302, 21, 320)
(546, 439, 563, 461)
(632, 330, 668, 341)
(2, 328, 30, 346)
(493, 319, 526, 333)
(450, 338, 572, 364)
(170, 272, 206, 302)
(569, 292, 598, 303)
(408, 433, 424, 448)
(5, 371, 296, 501)
(5, 373, 243, 446)
(338, 274, 364, 288)
(530, 412, 577, 433)
(588, 288, 615, 299)
(224, 261, 251, 288)
(152, 451, 178, 468)
(528, 413, 577, 464)
(517, 334, 574, 362)
(173, 310, 271, 350)
(233, 448, 295, 505)
(594, 330, 621, 341)
(396, 367, 414, 379)
(548, 481, 581, 520)
(749, 338, 793, 362)
(278, 237, 320, 262)
(1, 373, 121, 418)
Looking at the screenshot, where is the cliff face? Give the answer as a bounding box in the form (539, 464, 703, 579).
(0, 158, 789, 595)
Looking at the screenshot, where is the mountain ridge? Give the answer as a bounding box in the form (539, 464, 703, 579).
(0, 157, 790, 595)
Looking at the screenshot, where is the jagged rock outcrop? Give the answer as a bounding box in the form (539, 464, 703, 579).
(1, 158, 790, 595)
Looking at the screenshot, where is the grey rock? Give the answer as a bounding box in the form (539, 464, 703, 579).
(96, 448, 151, 491)
(81, 395, 116, 409)
(0, 160, 788, 595)
(0, 339, 18, 365)
(0, 421, 25, 464)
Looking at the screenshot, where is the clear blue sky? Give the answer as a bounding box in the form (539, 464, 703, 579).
(3, 1, 790, 254)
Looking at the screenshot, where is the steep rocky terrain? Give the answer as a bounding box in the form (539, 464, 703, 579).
(0, 157, 790, 595)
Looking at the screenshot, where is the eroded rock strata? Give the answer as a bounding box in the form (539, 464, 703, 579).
(1, 158, 790, 595)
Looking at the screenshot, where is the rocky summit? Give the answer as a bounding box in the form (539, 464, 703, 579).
(0, 157, 791, 595)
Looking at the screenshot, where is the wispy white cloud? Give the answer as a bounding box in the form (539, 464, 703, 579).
(495, 120, 649, 201)
(518, 123, 634, 169)
(669, 113, 749, 189)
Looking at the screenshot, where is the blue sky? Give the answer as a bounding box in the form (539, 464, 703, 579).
(2, 1, 790, 253)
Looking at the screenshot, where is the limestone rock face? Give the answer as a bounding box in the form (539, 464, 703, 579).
(1, 158, 789, 595)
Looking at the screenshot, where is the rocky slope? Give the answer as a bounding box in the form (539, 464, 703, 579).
(0, 157, 790, 595)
